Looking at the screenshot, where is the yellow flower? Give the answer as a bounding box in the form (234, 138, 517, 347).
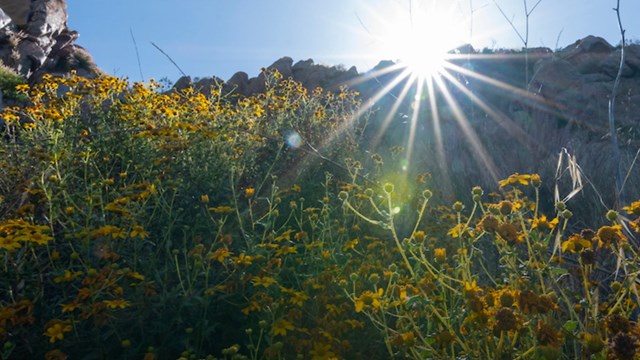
(354, 288, 384, 313)
(596, 225, 626, 249)
(244, 188, 255, 198)
(23, 122, 36, 130)
(342, 238, 358, 252)
(251, 276, 277, 288)
(234, 253, 254, 266)
(0, 237, 22, 252)
(91, 225, 126, 239)
(209, 247, 232, 263)
(434, 248, 447, 263)
(622, 200, 640, 216)
(272, 319, 295, 336)
(447, 224, 474, 238)
(60, 302, 79, 313)
(498, 173, 532, 188)
(531, 215, 559, 231)
(44, 321, 73, 343)
(464, 280, 483, 297)
(241, 300, 261, 315)
(208, 206, 234, 214)
(275, 245, 297, 256)
(274, 229, 293, 242)
(103, 299, 130, 309)
(127, 271, 145, 281)
(30, 226, 53, 244)
(15, 84, 30, 93)
(130, 225, 149, 239)
(561, 234, 592, 253)
(281, 287, 310, 306)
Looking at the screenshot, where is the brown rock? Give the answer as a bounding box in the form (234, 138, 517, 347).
(173, 76, 192, 91)
(193, 76, 223, 97)
(224, 71, 249, 96)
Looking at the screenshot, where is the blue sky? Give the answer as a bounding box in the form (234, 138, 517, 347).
(68, 1, 640, 83)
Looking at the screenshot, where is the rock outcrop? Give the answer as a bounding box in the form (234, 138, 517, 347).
(0, 0, 99, 80)
(173, 57, 360, 99)
(530, 36, 640, 132)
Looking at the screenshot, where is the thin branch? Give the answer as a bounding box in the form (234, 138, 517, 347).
(492, 0, 525, 44)
(609, 0, 625, 207)
(527, 0, 544, 15)
(150, 41, 188, 78)
(130, 28, 144, 82)
(354, 12, 371, 35)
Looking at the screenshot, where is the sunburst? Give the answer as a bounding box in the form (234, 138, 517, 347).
(333, 0, 543, 197)
(373, 1, 466, 80)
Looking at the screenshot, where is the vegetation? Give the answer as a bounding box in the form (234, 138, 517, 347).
(0, 64, 26, 103)
(1, 71, 640, 359)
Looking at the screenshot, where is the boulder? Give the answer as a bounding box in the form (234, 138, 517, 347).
(0, 0, 99, 79)
(559, 36, 614, 75)
(600, 50, 634, 78)
(292, 59, 314, 72)
(246, 56, 294, 95)
(0, 0, 29, 26)
(527, 36, 640, 132)
(530, 58, 581, 97)
(560, 35, 614, 57)
(451, 44, 475, 54)
(623, 44, 640, 73)
(172, 76, 192, 91)
(193, 76, 223, 97)
(268, 56, 293, 78)
(224, 71, 249, 96)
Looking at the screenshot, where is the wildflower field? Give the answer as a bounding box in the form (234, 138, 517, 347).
(1, 70, 640, 360)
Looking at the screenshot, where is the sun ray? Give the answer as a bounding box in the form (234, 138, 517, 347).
(439, 68, 538, 150)
(426, 75, 453, 198)
(433, 74, 500, 183)
(347, 66, 413, 126)
(405, 76, 424, 169)
(371, 71, 417, 149)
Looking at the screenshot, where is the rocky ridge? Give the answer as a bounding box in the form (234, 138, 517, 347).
(173, 56, 360, 98)
(173, 36, 640, 135)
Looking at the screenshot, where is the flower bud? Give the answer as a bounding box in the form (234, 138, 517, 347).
(422, 189, 433, 199)
(369, 273, 380, 284)
(531, 174, 541, 188)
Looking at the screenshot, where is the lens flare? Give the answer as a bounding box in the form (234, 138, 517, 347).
(286, 132, 302, 149)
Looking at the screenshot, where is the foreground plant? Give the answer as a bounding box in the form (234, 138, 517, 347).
(1, 71, 639, 359)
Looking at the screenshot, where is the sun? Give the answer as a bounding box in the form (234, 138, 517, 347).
(374, 1, 467, 78)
